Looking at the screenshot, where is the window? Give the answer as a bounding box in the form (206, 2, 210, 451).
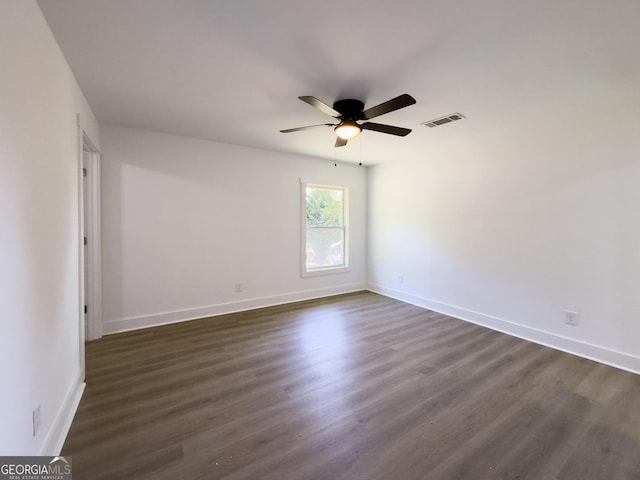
(302, 183, 349, 275)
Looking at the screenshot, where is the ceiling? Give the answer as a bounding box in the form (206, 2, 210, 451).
(37, 0, 640, 165)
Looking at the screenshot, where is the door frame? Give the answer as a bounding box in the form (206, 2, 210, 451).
(81, 131, 103, 342)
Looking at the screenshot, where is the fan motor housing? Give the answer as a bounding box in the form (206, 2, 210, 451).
(333, 99, 365, 119)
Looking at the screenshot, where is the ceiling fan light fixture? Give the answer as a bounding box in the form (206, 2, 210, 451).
(283, 94, 416, 146)
(335, 120, 362, 140)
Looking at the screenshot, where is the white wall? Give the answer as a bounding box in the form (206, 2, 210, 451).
(368, 91, 640, 374)
(0, 1, 100, 454)
(100, 124, 367, 333)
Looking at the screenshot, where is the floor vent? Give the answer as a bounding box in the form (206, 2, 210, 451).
(421, 113, 466, 128)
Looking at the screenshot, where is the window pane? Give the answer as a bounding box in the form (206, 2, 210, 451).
(306, 228, 344, 269)
(306, 187, 344, 227)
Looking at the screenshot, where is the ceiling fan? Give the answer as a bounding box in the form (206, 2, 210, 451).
(281, 94, 416, 147)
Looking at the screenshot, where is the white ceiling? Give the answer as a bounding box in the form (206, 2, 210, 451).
(37, 0, 640, 165)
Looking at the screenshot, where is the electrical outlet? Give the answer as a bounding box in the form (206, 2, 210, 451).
(234, 282, 243, 293)
(564, 310, 579, 326)
(32, 405, 41, 437)
(397, 274, 404, 284)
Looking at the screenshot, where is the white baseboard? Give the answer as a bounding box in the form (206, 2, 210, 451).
(368, 283, 640, 376)
(103, 283, 368, 335)
(39, 371, 85, 456)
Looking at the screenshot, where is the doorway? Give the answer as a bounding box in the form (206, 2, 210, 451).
(82, 133, 102, 341)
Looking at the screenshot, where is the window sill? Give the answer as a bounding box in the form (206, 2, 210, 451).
(302, 266, 351, 278)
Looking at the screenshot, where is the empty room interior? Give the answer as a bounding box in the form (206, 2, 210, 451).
(2, 1, 640, 479)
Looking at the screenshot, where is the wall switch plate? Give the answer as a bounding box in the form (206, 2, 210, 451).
(33, 405, 41, 436)
(564, 310, 579, 326)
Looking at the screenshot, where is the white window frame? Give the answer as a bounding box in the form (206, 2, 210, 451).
(301, 181, 350, 277)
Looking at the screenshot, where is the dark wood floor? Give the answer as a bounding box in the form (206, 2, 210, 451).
(63, 291, 640, 479)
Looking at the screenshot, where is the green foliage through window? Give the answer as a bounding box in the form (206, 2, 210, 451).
(304, 185, 347, 271)
(306, 188, 344, 227)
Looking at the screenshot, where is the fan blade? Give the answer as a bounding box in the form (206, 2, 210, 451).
(361, 122, 412, 136)
(361, 94, 416, 120)
(280, 123, 334, 133)
(335, 137, 348, 147)
(299, 96, 341, 117)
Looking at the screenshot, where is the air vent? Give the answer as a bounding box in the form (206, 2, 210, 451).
(422, 113, 466, 128)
